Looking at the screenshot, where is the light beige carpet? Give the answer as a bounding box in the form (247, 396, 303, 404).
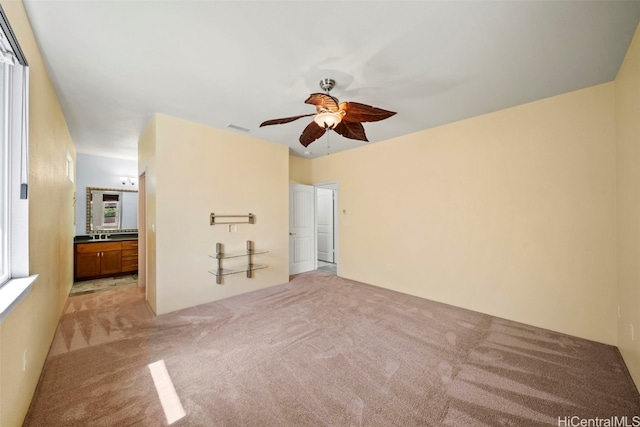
(25, 271, 639, 426)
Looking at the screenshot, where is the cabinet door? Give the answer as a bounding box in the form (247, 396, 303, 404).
(100, 250, 122, 275)
(76, 252, 101, 279)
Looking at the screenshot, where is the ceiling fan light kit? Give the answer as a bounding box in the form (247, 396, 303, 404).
(260, 78, 396, 148)
(313, 111, 342, 129)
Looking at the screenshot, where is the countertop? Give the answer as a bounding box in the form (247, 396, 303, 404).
(74, 234, 138, 243)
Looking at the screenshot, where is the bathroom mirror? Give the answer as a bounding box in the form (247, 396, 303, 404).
(86, 187, 138, 234)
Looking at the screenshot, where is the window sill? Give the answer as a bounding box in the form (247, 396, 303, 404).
(0, 275, 38, 323)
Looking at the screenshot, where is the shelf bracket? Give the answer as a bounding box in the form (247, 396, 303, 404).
(215, 242, 223, 284)
(246, 240, 253, 279)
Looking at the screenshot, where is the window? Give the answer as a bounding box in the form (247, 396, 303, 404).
(0, 49, 27, 285)
(0, 5, 34, 321)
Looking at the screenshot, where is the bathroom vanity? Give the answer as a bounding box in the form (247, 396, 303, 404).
(74, 184, 140, 281)
(74, 236, 138, 281)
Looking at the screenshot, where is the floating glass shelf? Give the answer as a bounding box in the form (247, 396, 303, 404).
(208, 249, 268, 259)
(208, 264, 268, 277)
(209, 241, 267, 284)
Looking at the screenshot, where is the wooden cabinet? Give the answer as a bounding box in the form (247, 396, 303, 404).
(121, 240, 139, 273)
(74, 239, 138, 281)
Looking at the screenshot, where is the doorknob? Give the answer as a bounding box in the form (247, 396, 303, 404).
(289, 232, 296, 236)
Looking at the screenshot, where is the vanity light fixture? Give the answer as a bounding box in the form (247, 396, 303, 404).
(120, 176, 136, 186)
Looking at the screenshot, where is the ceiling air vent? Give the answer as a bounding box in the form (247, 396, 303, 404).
(227, 124, 251, 133)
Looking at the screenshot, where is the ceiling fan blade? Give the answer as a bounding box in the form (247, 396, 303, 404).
(305, 93, 340, 112)
(334, 121, 368, 142)
(299, 121, 327, 147)
(340, 102, 396, 123)
(260, 113, 315, 127)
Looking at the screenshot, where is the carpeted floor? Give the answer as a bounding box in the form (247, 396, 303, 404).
(25, 271, 639, 426)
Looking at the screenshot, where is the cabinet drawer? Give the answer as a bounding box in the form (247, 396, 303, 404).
(122, 240, 139, 250)
(122, 249, 138, 258)
(76, 242, 122, 253)
(121, 259, 138, 272)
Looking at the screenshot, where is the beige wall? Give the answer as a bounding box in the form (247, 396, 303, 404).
(0, 1, 76, 426)
(615, 23, 640, 387)
(289, 155, 311, 184)
(308, 83, 617, 345)
(139, 114, 289, 315)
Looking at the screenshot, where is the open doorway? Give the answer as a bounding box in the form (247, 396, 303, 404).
(315, 182, 338, 275)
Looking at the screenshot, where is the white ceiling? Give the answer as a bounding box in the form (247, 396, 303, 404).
(21, 1, 640, 160)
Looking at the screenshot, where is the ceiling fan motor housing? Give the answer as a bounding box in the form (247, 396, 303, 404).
(319, 78, 336, 93)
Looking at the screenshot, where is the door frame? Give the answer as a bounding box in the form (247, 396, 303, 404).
(138, 171, 147, 291)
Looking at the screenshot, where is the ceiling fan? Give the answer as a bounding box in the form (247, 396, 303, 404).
(260, 78, 396, 147)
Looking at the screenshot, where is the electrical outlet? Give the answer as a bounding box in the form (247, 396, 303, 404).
(23, 349, 27, 371)
(229, 224, 237, 233)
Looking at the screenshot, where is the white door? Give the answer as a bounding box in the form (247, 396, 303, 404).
(317, 188, 334, 263)
(289, 184, 316, 274)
